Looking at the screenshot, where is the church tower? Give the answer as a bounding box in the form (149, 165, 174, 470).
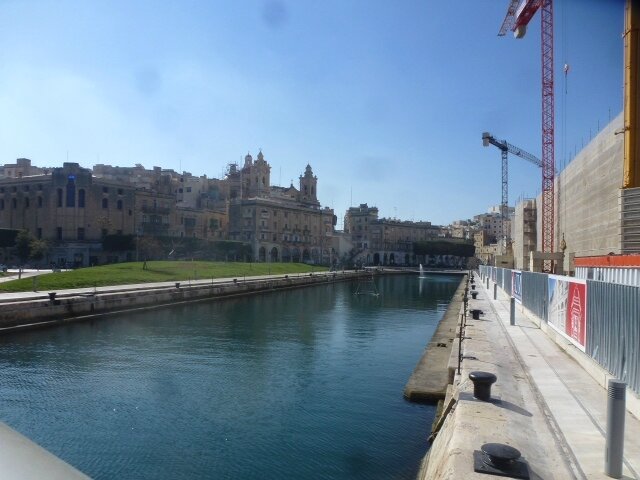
(246, 150, 271, 198)
(299, 164, 319, 206)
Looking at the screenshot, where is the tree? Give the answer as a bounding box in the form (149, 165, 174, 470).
(103, 234, 135, 252)
(413, 240, 475, 258)
(29, 238, 49, 263)
(137, 236, 164, 261)
(14, 230, 32, 266)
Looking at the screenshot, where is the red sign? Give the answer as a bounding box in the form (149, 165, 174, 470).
(566, 282, 586, 347)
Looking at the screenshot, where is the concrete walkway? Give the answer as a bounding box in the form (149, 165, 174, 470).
(478, 278, 640, 480)
(0, 271, 345, 303)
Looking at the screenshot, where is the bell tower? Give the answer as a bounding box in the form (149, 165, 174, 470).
(299, 164, 319, 206)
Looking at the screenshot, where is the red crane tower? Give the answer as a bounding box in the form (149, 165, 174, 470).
(499, 0, 555, 271)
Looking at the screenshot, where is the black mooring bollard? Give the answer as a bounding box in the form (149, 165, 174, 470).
(605, 379, 626, 478)
(493, 283, 497, 300)
(471, 291, 478, 300)
(469, 371, 497, 401)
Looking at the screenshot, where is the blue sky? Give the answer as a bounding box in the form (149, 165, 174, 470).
(0, 0, 624, 226)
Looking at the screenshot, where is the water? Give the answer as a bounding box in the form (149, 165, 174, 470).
(0, 274, 460, 479)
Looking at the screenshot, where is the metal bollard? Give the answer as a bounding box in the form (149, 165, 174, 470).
(510, 297, 516, 326)
(493, 283, 497, 300)
(605, 379, 626, 478)
(486, 277, 489, 289)
(469, 371, 497, 401)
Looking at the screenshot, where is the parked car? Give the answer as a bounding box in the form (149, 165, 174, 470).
(0, 264, 7, 272)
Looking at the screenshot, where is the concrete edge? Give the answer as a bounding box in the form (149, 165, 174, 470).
(403, 276, 467, 402)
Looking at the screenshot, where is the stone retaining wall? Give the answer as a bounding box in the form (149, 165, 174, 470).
(0, 272, 362, 332)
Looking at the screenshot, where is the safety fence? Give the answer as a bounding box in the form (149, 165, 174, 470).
(479, 265, 640, 395)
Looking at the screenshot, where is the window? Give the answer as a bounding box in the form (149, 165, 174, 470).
(37, 196, 43, 208)
(56, 227, 62, 240)
(117, 188, 123, 195)
(23, 185, 29, 191)
(24, 197, 29, 208)
(12, 198, 17, 209)
(102, 198, 108, 209)
(77, 228, 85, 240)
(37, 184, 42, 191)
(103, 186, 109, 193)
(57, 188, 63, 207)
(117, 199, 123, 210)
(78, 189, 85, 208)
(66, 177, 75, 207)
(186, 187, 191, 193)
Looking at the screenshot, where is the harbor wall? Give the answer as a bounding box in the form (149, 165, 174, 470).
(0, 272, 361, 332)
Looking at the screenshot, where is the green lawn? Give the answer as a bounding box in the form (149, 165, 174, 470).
(0, 261, 327, 293)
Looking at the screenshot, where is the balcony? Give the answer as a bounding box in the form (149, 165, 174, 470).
(141, 205, 170, 215)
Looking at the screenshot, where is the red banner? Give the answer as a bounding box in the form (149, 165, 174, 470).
(566, 282, 586, 347)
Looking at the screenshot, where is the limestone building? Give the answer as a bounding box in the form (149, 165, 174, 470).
(344, 203, 443, 265)
(227, 153, 335, 264)
(0, 162, 137, 266)
(0, 151, 332, 266)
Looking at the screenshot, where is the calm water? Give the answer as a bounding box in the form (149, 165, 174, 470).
(0, 274, 459, 479)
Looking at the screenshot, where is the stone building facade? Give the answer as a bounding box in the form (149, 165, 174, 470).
(344, 203, 443, 265)
(0, 152, 333, 266)
(227, 153, 335, 264)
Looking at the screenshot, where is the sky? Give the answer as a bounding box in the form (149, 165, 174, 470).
(0, 0, 624, 227)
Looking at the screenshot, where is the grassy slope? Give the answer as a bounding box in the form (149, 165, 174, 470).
(0, 261, 326, 293)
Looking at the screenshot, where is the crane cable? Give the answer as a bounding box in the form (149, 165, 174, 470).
(560, 0, 569, 253)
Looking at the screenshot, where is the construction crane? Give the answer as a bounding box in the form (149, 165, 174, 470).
(482, 132, 542, 248)
(498, 0, 555, 271)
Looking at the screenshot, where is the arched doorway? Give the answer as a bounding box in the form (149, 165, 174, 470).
(302, 249, 311, 263)
(389, 253, 395, 265)
(259, 246, 266, 262)
(270, 247, 278, 262)
(383, 253, 388, 265)
(282, 247, 291, 262)
(292, 248, 301, 263)
(405, 253, 410, 265)
(373, 252, 380, 265)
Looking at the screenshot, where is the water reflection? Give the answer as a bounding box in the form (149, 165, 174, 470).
(0, 274, 459, 480)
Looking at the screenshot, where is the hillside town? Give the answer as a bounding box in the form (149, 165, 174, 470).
(0, 154, 493, 269)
